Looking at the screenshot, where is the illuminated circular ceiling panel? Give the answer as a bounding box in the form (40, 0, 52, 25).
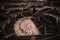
(14, 17, 39, 36)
